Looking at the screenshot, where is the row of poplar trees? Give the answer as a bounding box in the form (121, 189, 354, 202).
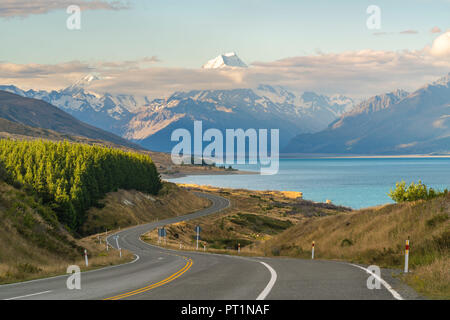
(0, 139, 162, 231)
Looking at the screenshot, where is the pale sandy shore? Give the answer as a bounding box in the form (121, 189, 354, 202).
(281, 154, 450, 159)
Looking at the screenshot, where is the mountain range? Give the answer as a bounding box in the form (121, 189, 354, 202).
(284, 73, 450, 155)
(2, 72, 449, 155)
(0, 90, 140, 149)
(0, 78, 354, 152)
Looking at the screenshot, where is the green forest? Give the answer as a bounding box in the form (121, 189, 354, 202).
(0, 139, 161, 232)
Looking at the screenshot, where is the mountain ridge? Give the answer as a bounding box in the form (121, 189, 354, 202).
(0, 91, 141, 150)
(284, 73, 450, 155)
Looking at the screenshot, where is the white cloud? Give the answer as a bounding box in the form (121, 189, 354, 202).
(430, 31, 450, 57)
(1, 48, 449, 100)
(0, 0, 128, 18)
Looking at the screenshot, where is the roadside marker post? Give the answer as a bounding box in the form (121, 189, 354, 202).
(312, 241, 315, 260)
(115, 235, 120, 250)
(238, 243, 241, 254)
(158, 227, 166, 245)
(84, 249, 89, 267)
(404, 238, 410, 273)
(203, 244, 206, 252)
(195, 226, 201, 250)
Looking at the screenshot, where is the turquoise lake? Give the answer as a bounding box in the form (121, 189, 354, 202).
(168, 158, 450, 209)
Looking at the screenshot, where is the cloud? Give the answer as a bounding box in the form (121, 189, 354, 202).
(431, 26, 442, 34)
(430, 31, 450, 57)
(0, 0, 129, 18)
(399, 30, 419, 34)
(1, 48, 449, 100)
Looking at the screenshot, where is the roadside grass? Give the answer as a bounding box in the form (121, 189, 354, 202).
(257, 193, 449, 299)
(0, 225, 134, 285)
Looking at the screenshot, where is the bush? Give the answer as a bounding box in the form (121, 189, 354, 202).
(388, 180, 448, 203)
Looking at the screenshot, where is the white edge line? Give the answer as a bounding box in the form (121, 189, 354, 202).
(349, 263, 404, 300)
(4, 290, 52, 300)
(256, 262, 277, 300)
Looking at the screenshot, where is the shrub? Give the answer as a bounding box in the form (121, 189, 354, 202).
(388, 180, 448, 203)
(341, 238, 354, 247)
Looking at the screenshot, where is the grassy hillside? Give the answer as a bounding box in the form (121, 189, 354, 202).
(258, 195, 449, 299)
(0, 180, 134, 284)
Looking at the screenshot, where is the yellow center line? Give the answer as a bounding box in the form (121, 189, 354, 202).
(104, 258, 193, 300)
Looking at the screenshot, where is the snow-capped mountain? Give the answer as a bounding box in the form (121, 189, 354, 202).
(284, 73, 450, 155)
(202, 52, 248, 69)
(0, 75, 147, 136)
(0, 75, 354, 152)
(123, 85, 354, 151)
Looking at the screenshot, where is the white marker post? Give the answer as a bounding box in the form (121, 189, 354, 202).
(238, 243, 241, 254)
(84, 249, 88, 267)
(404, 239, 410, 273)
(115, 236, 120, 250)
(196, 231, 199, 250)
(312, 241, 315, 260)
(195, 226, 201, 251)
(203, 244, 206, 252)
(105, 229, 108, 251)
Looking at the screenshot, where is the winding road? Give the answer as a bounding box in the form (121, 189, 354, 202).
(0, 193, 417, 300)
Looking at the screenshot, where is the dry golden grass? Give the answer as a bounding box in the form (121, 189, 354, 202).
(402, 256, 449, 299)
(255, 194, 449, 299)
(259, 195, 449, 265)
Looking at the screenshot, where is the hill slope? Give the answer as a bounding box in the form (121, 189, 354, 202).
(259, 195, 449, 298)
(0, 90, 140, 149)
(284, 74, 450, 155)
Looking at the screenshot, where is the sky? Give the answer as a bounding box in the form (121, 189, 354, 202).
(0, 0, 449, 99)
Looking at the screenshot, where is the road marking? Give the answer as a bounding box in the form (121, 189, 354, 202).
(104, 258, 193, 300)
(349, 264, 404, 300)
(4, 290, 52, 300)
(256, 262, 277, 300)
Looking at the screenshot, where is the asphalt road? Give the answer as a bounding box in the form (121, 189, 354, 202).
(0, 193, 417, 300)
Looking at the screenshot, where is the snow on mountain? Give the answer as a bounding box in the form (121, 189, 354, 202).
(122, 85, 355, 151)
(0, 76, 355, 152)
(284, 74, 450, 155)
(202, 52, 248, 69)
(63, 74, 101, 94)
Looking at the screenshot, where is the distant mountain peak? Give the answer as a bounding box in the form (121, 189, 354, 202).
(432, 72, 450, 87)
(202, 52, 248, 69)
(64, 73, 100, 94)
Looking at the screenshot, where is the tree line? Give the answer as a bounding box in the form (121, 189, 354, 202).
(0, 139, 161, 231)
